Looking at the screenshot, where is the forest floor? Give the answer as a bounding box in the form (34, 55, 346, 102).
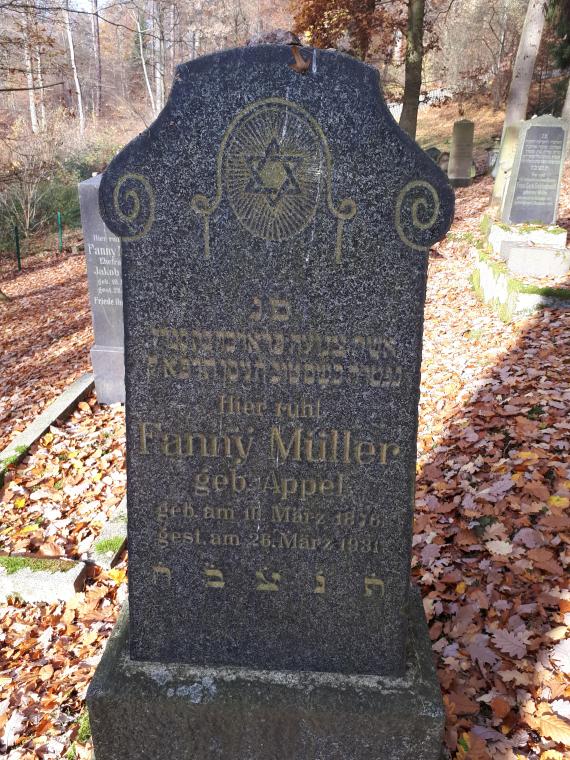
(0, 171, 570, 758)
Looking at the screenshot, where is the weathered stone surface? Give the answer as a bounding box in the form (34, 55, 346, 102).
(87, 497, 127, 570)
(0, 557, 86, 603)
(488, 223, 567, 259)
(502, 116, 569, 225)
(504, 243, 570, 277)
(88, 587, 444, 760)
(448, 119, 474, 188)
(98, 45, 453, 676)
(79, 175, 125, 404)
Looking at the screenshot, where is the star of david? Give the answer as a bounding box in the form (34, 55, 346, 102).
(245, 138, 303, 208)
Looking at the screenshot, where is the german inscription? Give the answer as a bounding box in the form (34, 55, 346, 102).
(99, 46, 453, 676)
(503, 116, 569, 225)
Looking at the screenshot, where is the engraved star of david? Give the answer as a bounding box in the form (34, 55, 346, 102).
(245, 138, 303, 208)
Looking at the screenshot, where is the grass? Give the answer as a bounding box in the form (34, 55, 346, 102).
(66, 711, 91, 759)
(94, 536, 125, 555)
(0, 445, 29, 487)
(0, 556, 74, 574)
(77, 711, 91, 742)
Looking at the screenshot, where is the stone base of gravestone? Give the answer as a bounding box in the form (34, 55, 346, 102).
(488, 223, 568, 259)
(88, 587, 444, 760)
(503, 243, 570, 277)
(90, 346, 125, 405)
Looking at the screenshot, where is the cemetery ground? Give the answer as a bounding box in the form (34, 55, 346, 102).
(0, 172, 569, 759)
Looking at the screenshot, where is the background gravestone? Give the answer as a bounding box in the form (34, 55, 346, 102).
(448, 119, 475, 187)
(79, 174, 125, 404)
(87, 44, 454, 760)
(502, 115, 569, 225)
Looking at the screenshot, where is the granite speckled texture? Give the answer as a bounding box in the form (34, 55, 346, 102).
(88, 588, 444, 760)
(97, 45, 453, 676)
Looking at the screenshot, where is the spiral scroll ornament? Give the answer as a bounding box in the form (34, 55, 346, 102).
(395, 180, 441, 252)
(112, 173, 155, 241)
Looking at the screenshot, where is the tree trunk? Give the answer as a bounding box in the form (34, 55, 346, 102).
(35, 47, 47, 130)
(136, 14, 157, 116)
(63, 2, 85, 133)
(23, 14, 38, 133)
(153, 2, 165, 112)
(502, 0, 547, 139)
(399, 0, 425, 140)
(91, 0, 102, 117)
(562, 79, 570, 123)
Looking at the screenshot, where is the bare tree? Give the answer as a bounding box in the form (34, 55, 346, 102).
(62, 0, 85, 133)
(502, 0, 547, 138)
(400, 0, 426, 140)
(562, 81, 570, 124)
(134, 9, 157, 116)
(23, 10, 39, 133)
(91, 0, 102, 117)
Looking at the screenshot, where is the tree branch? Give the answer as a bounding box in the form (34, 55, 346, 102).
(0, 80, 63, 92)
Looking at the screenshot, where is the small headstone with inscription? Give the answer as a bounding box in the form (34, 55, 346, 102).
(79, 175, 125, 404)
(502, 115, 568, 225)
(87, 44, 454, 760)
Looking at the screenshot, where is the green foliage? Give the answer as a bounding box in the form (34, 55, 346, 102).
(65, 744, 77, 760)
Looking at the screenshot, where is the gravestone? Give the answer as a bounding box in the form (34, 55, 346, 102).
(87, 44, 454, 760)
(502, 115, 569, 225)
(448, 119, 475, 187)
(78, 175, 125, 404)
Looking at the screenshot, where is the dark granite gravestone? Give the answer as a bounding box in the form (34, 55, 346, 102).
(502, 115, 568, 225)
(78, 175, 125, 404)
(87, 44, 454, 760)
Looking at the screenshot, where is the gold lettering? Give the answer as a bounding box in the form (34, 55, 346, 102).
(314, 573, 326, 594)
(256, 569, 281, 591)
(364, 576, 385, 598)
(204, 567, 225, 589)
(153, 565, 171, 585)
(270, 427, 302, 462)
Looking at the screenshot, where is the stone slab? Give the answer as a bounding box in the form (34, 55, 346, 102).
(0, 373, 94, 483)
(90, 346, 125, 405)
(98, 45, 454, 676)
(88, 497, 128, 570)
(502, 115, 569, 225)
(472, 248, 570, 320)
(79, 174, 125, 405)
(88, 586, 444, 760)
(0, 556, 86, 603)
(488, 223, 567, 258)
(503, 243, 570, 277)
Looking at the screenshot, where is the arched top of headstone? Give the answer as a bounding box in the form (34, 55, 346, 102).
(99, 45, 453, 262)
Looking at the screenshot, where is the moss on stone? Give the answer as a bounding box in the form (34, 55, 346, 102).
(0, 556, 74, 575)
(94, 536, 125, 555)
(476, 249, 570, 299)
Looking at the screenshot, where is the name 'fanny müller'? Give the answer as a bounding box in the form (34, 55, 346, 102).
(138, 422, 400, 466)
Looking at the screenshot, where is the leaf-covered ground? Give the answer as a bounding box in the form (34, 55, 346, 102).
(0, 242, 92, 452)
(0, 177, 569, 759)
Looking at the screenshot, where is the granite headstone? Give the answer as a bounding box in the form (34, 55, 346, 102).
(79, 175, 125, 404)
(502, 115, 568, 225)
(87, 44, 454, 760)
